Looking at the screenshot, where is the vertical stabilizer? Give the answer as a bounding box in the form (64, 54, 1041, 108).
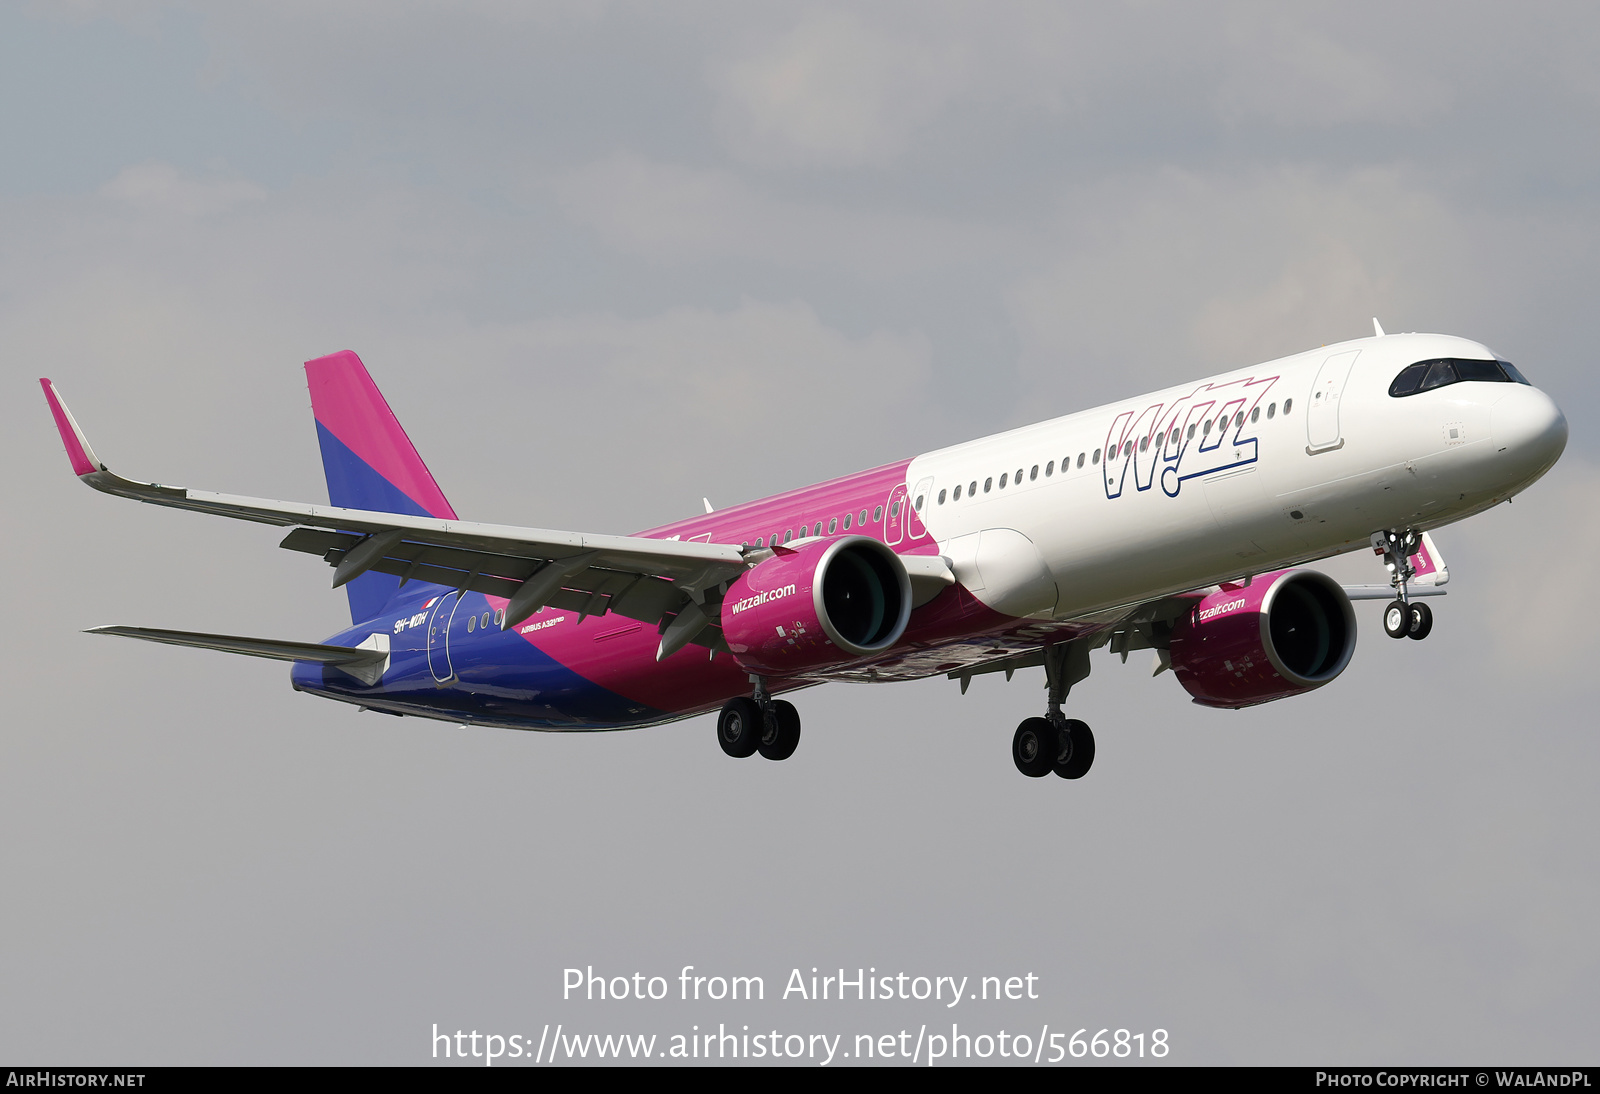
(305, 351, 458, 623)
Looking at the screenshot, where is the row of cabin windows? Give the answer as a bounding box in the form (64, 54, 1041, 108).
(738, 502, 898, 549)
(934, 399, 1293, 506)
(465, 609, 506, 633)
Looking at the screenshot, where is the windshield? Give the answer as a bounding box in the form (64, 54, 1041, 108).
(1388, 358, 1530, 397)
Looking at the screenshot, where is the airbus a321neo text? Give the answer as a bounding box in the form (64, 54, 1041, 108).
(41, 323, 1567, 780)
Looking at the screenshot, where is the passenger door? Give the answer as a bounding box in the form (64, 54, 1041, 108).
(1307, 350, 1360, 453)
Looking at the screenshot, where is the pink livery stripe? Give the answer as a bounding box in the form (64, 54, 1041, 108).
(39, 378, 105, 478)
(304, 351, 458, 520)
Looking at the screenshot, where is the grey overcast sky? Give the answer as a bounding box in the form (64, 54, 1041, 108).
(2, 1, 1597, 1066)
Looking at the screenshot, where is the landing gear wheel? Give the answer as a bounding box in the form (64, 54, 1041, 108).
(717, 697, 762, 758)
(1054, 719, 1095, 780)
(1383, 599, 1410, 639)
(1012, 717, 1056, 778)
(1406, 601, 1433, 641)
(758, 700, 801, 761)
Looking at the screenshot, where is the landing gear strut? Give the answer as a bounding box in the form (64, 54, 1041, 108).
(1011, 641, 1097, 781)
(1373, 529, 1434, 641)
(717, 676, 801, 761)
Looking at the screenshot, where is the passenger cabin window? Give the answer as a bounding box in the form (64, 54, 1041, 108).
(859, 509, 868, 525)
(999, 473, 1008, 488)
(967, 482, 976, 497)
(1267, 403, 1275, 419)
(813, 522, 822, 536)
(1077, 453, 1085, 468)
(874, 505, 883, 521)
(1251, 407, 1260, 422)
(954, 484, 963, 500)
(1283, 398, 1293, 413)
(843, 513, 852, 529)
(1092, 449, 1100, 464)
(1388, 357, 1530, 397)
(829, 517, 838, 533)
(938, 489, 947, 505)
(1046, 460, 1054, 476)
(1015, 467, 1023, 483)
(983, 478, 993, 493)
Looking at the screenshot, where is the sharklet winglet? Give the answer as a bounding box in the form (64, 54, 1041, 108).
(39, 379, 107, 477)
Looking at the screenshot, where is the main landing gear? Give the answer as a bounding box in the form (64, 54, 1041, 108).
(1013, 716, 1095, 779)
(1373, 529, 1434, 642)
(717, 676, 801, 762)
(1012, 641, 1097, 781)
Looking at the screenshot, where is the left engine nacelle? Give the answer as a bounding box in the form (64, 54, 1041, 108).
(1168, 568, 1357, 709)
(721, 536, 912, 676)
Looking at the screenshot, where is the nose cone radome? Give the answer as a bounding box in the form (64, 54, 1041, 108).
(1492, 386, 1568, 481)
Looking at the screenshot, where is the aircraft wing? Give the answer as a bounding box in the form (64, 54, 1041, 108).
(41, 379, 747, 635)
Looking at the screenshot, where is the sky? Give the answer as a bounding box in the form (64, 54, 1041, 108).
(2, 1, 1597, 1066)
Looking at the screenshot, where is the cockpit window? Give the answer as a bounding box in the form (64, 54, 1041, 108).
(1388, 358, 1530, 397)
(1497, 358, 1531, 385)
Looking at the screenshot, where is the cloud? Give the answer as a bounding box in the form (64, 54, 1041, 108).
(553, 151, 1007, 276)
(1478, 459, 1600, 680)
(1002, 166, 1475, 414)
(99, 161, 267, 217)
(709, 7, 968, 169)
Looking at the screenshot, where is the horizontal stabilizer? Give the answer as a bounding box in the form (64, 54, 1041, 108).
(87, 626, 390, 685)
(1341, 585, 1447, 600)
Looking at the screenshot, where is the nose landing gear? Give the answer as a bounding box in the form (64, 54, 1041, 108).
(1374, 529, 1437, 641)
(717, 676, 802, 761)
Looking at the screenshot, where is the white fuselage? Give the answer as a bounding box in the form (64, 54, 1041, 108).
(911, 333, 1567, 623)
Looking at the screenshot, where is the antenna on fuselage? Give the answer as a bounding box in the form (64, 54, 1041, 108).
(1372, 318, 1386, 337)
(703, 497, 715, 514)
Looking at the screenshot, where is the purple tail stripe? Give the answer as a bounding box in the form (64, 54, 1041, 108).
(304, 351, 458, 520)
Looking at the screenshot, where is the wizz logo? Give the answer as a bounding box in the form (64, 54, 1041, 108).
(1103, 375, 1279, 499)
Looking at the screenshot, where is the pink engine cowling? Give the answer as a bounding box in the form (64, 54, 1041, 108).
(720, 536, 912, 675)
(1168, 568, 1357, 709)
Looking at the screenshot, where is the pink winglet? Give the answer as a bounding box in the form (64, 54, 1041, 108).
(1408, 540, 1436, 579)
(304, 351, 458, 520)
(39, 378, 105, 477)
(1408, 532, 1447, 583)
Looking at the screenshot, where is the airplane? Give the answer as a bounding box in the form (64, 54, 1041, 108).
(40, 323, 1567, 781)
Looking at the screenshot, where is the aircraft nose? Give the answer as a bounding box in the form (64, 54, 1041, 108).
(1491, 385, 1568, 474)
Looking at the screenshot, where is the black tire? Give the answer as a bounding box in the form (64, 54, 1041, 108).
(1055, 719, 1095, 780)
(1383, 599, 1410, 639)
(1407, 600, 1433, 641)
(717, 697, 762, 758)
(758, 700, 802, 761)
(1012, 718, 1056, 778)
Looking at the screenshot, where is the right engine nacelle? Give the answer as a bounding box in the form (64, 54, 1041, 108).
(1168, 568, 1357, 709)
(720, 536, 912, 676)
